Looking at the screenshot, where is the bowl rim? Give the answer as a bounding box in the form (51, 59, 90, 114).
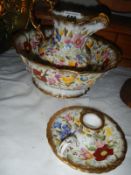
(14, 33, 122, 74)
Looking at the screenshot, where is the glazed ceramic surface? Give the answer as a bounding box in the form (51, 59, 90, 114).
(47, 106, 127, 173)
(14, 5, 121, 98)
(37, 12, 109, 68)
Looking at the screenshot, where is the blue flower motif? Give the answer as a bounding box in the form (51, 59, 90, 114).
(80, 76, 88, 81)
(60, 124, 71, 140)
(76, 54, 83, 59)
(56, 31, 61, 42)
(53, 121, 61, 129)
(52, 38, 56, 46)
(64, 44, 72, 49)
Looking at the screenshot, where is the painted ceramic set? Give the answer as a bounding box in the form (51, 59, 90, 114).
(47, 106, 127, 173)
(14, 2, 127, 173)
(14, 3, 121, 98)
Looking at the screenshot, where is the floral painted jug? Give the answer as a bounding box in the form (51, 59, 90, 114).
(31, 1, 109, 69)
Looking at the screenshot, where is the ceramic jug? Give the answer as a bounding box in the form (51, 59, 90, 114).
(31, 1, 110, 69)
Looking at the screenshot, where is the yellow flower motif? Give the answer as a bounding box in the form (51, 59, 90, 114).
(105, 127, 112, 138)
(60, 57, 65, 62)
(39, 47, 45, 56)
(68, 31, 73, 37)
(68, 60, 76, 67)
(86, 39, 94, 48)
(59, 29, 64, 36)
(82, 126, 91, 135)
(61, 75, 75, 85)
(54, 138, 61, 146)
(75, 77, 81, 83)
(74, 118, 81, 127)
(96, 53, 101, 62)
(54, 30, 57, 36)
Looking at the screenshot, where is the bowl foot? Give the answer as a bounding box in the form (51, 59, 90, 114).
(33, 77, 88, 98)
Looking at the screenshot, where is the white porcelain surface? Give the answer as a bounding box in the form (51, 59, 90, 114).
(82, 113, 102, 129)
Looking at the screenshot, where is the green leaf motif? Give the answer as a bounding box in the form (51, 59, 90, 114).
(88, 146, 96, 151)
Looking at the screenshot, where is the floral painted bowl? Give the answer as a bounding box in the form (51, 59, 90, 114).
(47, 106, 127, 173)
(14, 28, 121, 98)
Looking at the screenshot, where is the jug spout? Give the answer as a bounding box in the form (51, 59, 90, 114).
(81, 13, 109, 36)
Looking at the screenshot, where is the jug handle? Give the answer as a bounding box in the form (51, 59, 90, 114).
(29, 0, 57, 39)
(29, 0, 44, 38)
(81, 13, 109, 36)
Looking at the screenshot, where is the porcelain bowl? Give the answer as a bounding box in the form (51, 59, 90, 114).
(14, 29, 121, 98)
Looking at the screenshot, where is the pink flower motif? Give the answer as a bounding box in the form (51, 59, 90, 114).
(64, 114, 74, 125)
(30, 32, 43, 49)
(80, 148, 93, 160)
(64, 114, 72, 122)
(95, 140, 105, 148)
(55, 73, 61, 81)
(64, 39, 72, 44)
(56, 60, 65, 66)
(72, 34, 86, 48)
(30, 41, 39, 49)
(103, 50, 110, 59)
(48, 78, 56, 85)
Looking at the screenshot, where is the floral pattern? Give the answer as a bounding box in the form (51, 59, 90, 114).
(47, 107, 127, 172)
(39, 28, 119, 69)
(93, 144, 113, 161)
(31, 66, 101, 90)
(14, 25, 120, 97)
(17, 29, 119, 70)
(53, 120, 72, 140)
(80, 148, 94, 160)
(64, 34, 86, 49)
(21, 54, 102, 93)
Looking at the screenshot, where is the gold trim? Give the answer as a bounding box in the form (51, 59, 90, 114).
(53, 12, 109, 26)
(46, 106, 127, 173)
(80, 108, 105, 130)
(29, 0, 44, 35)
